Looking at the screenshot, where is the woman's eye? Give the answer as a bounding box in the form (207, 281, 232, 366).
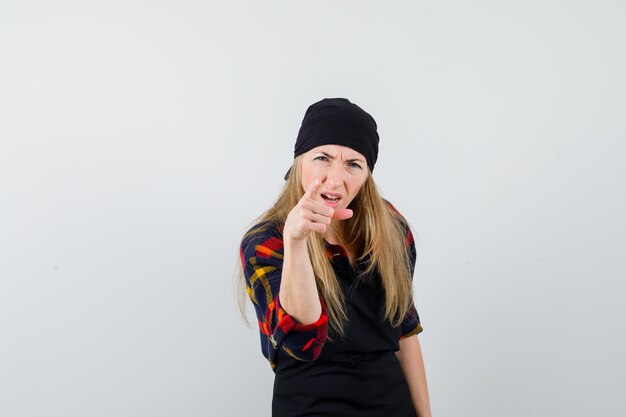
(314, 156, 329, 161)
(349, 162, 362, 169)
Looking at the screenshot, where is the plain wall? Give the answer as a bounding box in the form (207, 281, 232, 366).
(1, 1, 625, 416)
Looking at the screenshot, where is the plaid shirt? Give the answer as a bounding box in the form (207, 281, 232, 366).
(240, 203, 423, 371)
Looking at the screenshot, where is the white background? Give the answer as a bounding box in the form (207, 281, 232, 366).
(1, 1, 625, 416)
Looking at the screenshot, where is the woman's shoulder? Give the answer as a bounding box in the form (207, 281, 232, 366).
(382, 198, 399, 212)
(240, 219, 285, 254)
(382, 198, 409, 224)
(381, 198, 413, 242)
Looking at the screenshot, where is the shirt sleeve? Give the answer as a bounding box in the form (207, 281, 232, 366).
(240, 224, 328, 370)
(399, 224, 424, 339)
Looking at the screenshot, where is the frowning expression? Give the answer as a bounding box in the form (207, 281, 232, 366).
(300, 144, 369, 210)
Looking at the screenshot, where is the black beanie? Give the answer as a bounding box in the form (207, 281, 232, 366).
(284, 98, 379, 180)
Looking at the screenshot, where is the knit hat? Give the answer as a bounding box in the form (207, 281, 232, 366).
(284, 98, 379, 180)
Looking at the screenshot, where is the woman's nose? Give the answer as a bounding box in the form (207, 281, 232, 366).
(325, 163, 343, 187)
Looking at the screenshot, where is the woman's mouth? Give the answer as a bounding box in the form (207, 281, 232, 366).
(321, 192, 342, 207)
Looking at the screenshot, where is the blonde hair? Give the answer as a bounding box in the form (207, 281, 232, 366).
(237, 155, 414, 338)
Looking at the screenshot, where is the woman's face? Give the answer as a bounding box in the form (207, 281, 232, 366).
(300, 144, 369, 210)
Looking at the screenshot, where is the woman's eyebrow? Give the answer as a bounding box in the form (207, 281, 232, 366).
(319, 151, 365, 162)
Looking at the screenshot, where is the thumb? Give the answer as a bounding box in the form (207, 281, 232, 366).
(332, 208, 353, 220)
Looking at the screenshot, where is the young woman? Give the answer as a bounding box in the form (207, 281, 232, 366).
(239, 98, 432, 417)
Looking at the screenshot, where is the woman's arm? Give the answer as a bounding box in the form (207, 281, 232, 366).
(279, 178, 329, 324)
(241, 225, 329, 367)
(279, 237, 321, 324)
(280, 178, 352, 324)
(396, 334, 432, 417)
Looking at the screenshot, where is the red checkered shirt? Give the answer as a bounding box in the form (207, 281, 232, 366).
(240, 203, 422, 371)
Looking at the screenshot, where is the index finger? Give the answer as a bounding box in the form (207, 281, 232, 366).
(303, 178, 321, 200)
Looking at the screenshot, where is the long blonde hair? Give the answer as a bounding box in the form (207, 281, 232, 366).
(237, 155, 414, 338)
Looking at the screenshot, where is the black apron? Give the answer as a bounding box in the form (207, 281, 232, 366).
(272, 243, 416, 417)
